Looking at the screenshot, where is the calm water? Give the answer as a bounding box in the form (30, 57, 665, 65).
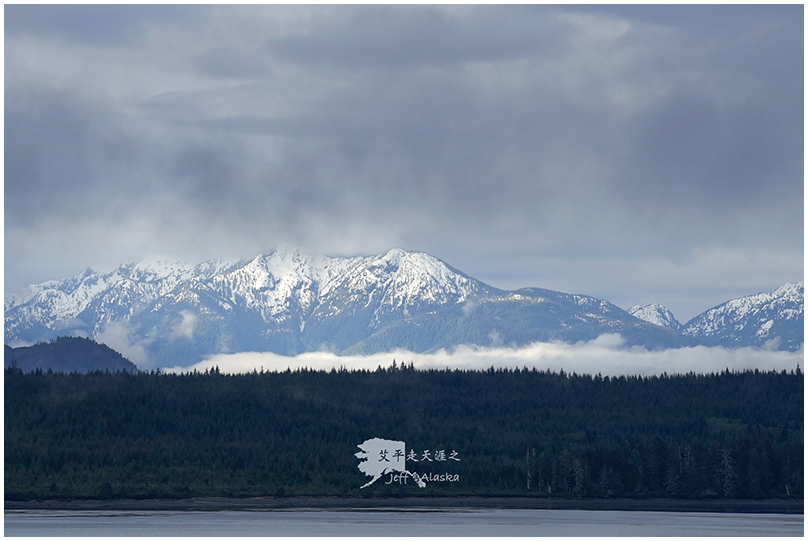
(5, 508, 803, 537)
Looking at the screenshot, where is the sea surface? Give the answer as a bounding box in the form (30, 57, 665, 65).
(5, 508, 803, 537)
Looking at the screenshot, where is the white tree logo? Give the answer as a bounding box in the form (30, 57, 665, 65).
(355, 438, 426, 488)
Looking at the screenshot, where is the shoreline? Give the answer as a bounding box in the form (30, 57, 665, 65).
(5, 497, 803, 515)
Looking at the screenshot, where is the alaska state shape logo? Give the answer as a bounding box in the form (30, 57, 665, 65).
(355, 438, 426, 488)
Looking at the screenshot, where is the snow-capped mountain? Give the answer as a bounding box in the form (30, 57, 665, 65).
(681, 282, 803, 351)
(4, 248, 802, 368)
(5, 248, 501, 366)
(4, 257, 236, 343)
(628, 304, 682, 331)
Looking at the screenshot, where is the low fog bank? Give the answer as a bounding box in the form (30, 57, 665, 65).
(167, 334, 803, 377)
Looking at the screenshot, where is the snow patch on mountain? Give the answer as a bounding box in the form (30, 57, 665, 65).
(628, 304, 682, 330)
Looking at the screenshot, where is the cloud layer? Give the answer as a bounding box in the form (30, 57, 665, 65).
(167, 335, 803, 378)
(5, 5, 803, 322)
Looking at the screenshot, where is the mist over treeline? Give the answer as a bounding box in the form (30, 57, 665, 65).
(5, 365, 802, 501)
(171, 338, 803, 377)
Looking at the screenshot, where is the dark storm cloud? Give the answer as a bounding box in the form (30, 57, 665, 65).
(4, 4, 201, 46)
(5, 88, 142, 226)
(192, 49, 274, 79)
(607, 6, 804, 245)
(266, 5, 566, 70)
(4, 5, 803, 321)
(251, 4, 801, 234)
(583, 4, 799, 27)
(627, 94, 802, 208)
(170, 144, 246, 207)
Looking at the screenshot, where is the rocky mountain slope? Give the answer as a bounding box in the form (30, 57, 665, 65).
(5, 248, 802, 368)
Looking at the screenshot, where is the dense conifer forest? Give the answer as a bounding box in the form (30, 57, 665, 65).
(4, 364, 803, 501)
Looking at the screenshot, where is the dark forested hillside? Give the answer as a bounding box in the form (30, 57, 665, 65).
(4, 365, 803, 501)
(5, 336, 139, 374)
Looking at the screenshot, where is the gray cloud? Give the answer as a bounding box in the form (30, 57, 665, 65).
(4, 4, 202, 46)
(266, 6, 568, 70)
(5, 88, 144, 227)
(4, 5, 802, 323)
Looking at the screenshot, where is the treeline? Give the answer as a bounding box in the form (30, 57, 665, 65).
(4, 365, 803, 501)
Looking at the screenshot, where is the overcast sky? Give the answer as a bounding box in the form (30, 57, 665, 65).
(5, 5, 803, 322)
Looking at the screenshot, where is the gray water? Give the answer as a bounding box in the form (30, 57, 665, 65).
(5, 508, 803, 537)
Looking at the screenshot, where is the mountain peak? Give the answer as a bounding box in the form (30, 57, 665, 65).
(628, 303, 681, 330)
(773, 281, 803, 298)
(130, 257, 195, 280)
(682, 282, 803, 350)
(380, 247, 410, 262)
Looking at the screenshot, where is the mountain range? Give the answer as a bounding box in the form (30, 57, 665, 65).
(4, 247, 803, 369)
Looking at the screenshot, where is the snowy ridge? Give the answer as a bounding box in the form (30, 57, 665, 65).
(198, 248, 483, 325)
(683, 282, 803, 336)
(628, 304, 682, 330)
(4, 249, 803, 366)
(681, 282, 803, 350)
(4, 259, 221, 340)
(4, 248, 488, 348)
